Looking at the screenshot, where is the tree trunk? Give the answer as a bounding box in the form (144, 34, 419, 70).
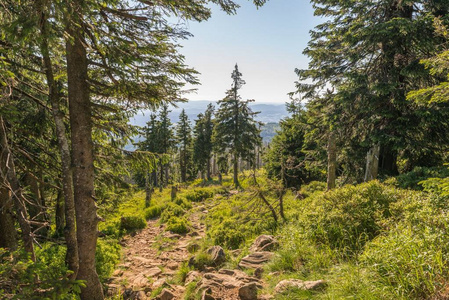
(55, 190, 65, 237)
(0, 116, 35, 261)
(165, 164, 169, 186)
(25, 172, 47, 237)
(327, 131, 337, 190)
(233, 153, 239, 188)
(144, 172, 151, 207)
(38, 6, 79, 278)
(0, 185, 17, 250)
(206, 157, 211, 181)
(171, 185, 177, 201)
(66, 8, 103, 299)
(159, 162, 163, 192)
(218, 172, 222, 185)
(364, 143, 380, 182)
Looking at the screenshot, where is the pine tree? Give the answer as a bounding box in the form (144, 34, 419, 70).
(214, 64, 262, 187)
(176, 109, 192, 182)
(193, 104, 214, 180)
(297, 0, 449, 181)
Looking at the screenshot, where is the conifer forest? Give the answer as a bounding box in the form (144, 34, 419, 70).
(1, 0, 449, 299)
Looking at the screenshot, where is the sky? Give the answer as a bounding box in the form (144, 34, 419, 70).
(177, 0, 323, 104)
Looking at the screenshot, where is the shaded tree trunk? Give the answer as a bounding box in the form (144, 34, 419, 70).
(66, 7, 103, 298)
(0, 116, 35, 261)
(55, 190, 65, 237)
(144, 172, 152, 207)
(364, 143, 380, 182)
(0, 185, 17, 250)
(206, 157, 211, 181)
(38, 6, 79, 278)
(233, 153, 239, 188)
(327, 131, 336, 190)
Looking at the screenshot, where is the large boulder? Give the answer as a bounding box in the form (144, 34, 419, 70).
(274, 279, 327, 294)
(249, 235, 279, 252)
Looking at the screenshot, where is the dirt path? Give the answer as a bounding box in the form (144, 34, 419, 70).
(107, 206, 207, 299)
(107, 204, 271, 300)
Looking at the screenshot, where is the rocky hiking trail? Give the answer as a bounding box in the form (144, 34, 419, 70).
(107, 203, 325, 300)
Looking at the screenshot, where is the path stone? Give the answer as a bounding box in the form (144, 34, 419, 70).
(239, 251, 274, 269)
(207, 246, 226, 265)
(274, 279, 327, 293)
(238, 282, 258, 300)
(158, 288, 175, 300)
(249, 235, 279, 252)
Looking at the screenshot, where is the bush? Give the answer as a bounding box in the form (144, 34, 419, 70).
(0, 246, 84, 299)
(184, 188, 214, 202)
(173, 196, 192, 209)
(298, 181, 326, 198)
(96, 238, 121, 283)
(296, 181, 402, 256)
(392, 166, 449, 190)
(361, 194, 449, 299)
(208, 219, 246, 250)
(189, 251, 215, 270)
(160, 202, 185, 223)
(144, 204, 165, 220)
(166, 216, 190, 234)
(119, 215, 146, 232)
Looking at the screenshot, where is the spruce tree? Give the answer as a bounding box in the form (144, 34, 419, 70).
(176, 109, 192, 182)
(214, 64, 262, 187)
(193, 104, 214, 180)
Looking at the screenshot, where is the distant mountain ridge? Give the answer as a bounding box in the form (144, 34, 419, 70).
(130, 100, 289, 127)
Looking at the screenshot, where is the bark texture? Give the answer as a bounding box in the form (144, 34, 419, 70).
(327, 132, 337, 190)
(66, 2, 103, 297)
(38, 3, 79, 278)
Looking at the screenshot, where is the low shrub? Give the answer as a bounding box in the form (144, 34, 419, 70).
(296, 181, 401, 256)
(361, 195, 449, 299)
(166, 216, 190, 234)
(189, 251, 215, 270)
(144, 204, 165, 220)
(298, 181, 326, 198)
(160, 202, 185, 223)
(119, 215, 146, 232)
(208, 219, 246, 250)
(0, 245, 84, 299)
(392, 166, 449, 190)
(184, 188, 214, 202)
(96, 238, 121, 283)
(173, 196, 192, 209)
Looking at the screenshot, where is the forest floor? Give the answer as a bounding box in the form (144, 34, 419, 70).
(107, 201, 272, 300)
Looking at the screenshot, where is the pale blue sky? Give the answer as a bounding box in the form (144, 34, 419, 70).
(178, 0, 322, 104)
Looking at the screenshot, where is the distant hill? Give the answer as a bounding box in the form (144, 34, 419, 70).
(128, 101, 287, 147)
(130, 100, 289, 127)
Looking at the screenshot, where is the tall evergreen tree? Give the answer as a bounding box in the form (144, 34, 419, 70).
(297, 0, 449, 181)
(176, 109, 192, 182)
(193, 104, 214, 180)
(214, 64, 262, 187)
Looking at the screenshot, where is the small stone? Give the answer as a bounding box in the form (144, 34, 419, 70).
(201, 291, 216, 300)
(274, 279, 327, 294)
(254, 267, 264, 279)
(249, 235, 279, 252)
(185, 270, 201, 284)
(159, 288, 175, 300)
(113, 269, 124, 277)
(239, 252, 273, 269)
(152, 277, 166, 289)
(207, 246, 226, 265)
(238, 282, 258, 300)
